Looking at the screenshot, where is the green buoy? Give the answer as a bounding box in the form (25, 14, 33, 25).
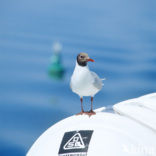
(48, 42, 65, 80)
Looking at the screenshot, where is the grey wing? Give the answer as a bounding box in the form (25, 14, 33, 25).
(91, 72, 103, 90)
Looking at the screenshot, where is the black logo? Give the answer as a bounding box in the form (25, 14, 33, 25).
(58, 130, 93, 156)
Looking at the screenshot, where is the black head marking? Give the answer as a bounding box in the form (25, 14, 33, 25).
(77, 53, 89, 67)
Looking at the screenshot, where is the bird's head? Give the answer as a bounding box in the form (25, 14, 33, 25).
(77, 52, 94, 66)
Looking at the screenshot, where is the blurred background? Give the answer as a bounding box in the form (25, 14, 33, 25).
(0, 0, 156, 155)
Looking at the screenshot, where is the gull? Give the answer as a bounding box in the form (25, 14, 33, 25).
(70, 53, 104, 116)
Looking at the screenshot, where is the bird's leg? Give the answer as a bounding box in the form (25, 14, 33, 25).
(81, 97, 84, 112)
(91, 96, 94, 112)
(76, 97, 84, 115)
(86, 97, 96, 117)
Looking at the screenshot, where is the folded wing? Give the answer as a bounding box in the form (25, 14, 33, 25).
(91, 72, 103, 90)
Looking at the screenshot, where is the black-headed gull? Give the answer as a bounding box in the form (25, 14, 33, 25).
(70, 53, 104, 116)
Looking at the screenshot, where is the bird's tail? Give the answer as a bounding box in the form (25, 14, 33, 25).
(101, 78, 106, 81)
(101, 78, 106, 86)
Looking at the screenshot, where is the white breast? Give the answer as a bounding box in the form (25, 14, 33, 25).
(70, 62, 102, 97)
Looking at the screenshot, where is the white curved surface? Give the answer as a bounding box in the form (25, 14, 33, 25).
(113, 93, 156, 132)
(27, 93, 156, 156)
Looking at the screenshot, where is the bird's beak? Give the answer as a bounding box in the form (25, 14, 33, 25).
(87, 58, 95, 62)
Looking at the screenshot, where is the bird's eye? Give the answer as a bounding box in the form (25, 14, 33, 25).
(80, 55, 83, 58)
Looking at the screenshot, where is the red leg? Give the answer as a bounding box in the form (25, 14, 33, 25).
(91, 96, 93, 111)
(85, 97, 96, 117)
(76, 97, 84, 115)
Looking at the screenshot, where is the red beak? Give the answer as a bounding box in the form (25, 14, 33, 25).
(87, 58, 95, 62)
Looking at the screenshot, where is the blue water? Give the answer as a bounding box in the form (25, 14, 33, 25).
(0, 0, 156, 155)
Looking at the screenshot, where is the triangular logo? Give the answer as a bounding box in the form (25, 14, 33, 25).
(63, 132, 85, 150)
